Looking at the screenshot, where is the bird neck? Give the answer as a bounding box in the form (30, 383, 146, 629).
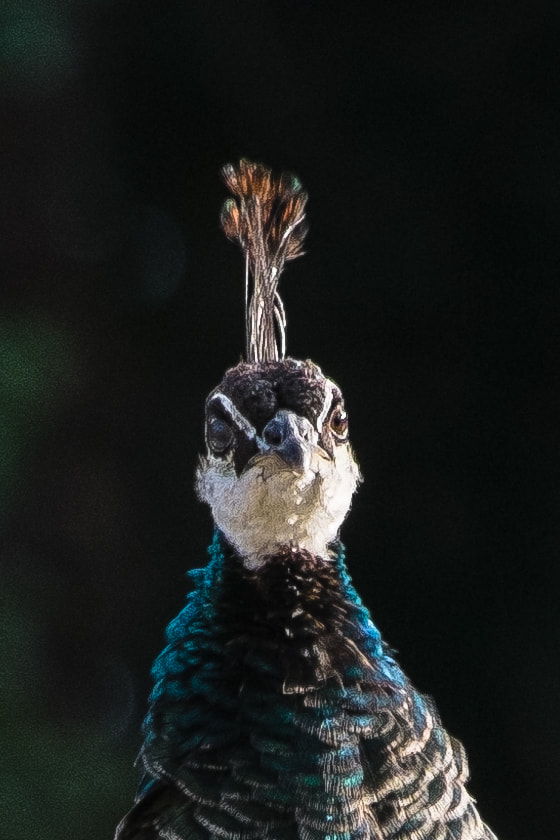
(203, 530, 387, 674)
(142, 531, 406, 795)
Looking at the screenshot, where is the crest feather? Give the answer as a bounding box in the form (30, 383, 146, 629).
(220, 159, 308, 363)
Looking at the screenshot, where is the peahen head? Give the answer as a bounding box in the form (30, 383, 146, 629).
(196, 160, 360, 566)
(196, 358, 360, 567)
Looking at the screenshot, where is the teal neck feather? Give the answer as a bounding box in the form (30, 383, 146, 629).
(140, 531, 409, 840)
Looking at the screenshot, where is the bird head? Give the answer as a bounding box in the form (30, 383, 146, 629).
(197, 160, 359, 566)
(196, 358, 360, 567)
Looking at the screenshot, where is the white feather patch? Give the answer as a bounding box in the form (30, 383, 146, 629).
(196, 443, 360, 568)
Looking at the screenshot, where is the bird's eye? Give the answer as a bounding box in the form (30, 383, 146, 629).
(329, 406, 349, 441)
(207, 415, 234, 455)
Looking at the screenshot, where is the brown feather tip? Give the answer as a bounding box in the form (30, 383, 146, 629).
(220, 159, 308, 266)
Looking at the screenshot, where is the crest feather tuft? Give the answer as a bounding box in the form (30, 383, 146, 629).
(220, 159, 308, 363)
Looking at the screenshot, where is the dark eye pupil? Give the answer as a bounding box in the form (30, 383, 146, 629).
(208, 416, 234, 454)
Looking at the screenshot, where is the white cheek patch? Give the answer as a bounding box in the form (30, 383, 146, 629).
(196, 444, 360, 568)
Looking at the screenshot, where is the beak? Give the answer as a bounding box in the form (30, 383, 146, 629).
(257, 410, 317, 472)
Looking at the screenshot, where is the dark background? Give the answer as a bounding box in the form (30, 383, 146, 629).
(1, 2, 558, 838)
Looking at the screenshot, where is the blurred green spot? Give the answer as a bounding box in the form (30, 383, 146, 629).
(0, 0, 77, 87)
(0, 315, 76, 515)
(0, 589, 137, 839)
(0, 599, 43, 713)
(1, 316, 69, 402)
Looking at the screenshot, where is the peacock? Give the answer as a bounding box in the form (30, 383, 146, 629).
(115, 160, 497, 840)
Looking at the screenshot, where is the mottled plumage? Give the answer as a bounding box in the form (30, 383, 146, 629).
(117, 530, 495, 840)
(116, 163, 496, 840)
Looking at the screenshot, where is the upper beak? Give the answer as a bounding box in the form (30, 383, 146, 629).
(257, 410, 317, 472)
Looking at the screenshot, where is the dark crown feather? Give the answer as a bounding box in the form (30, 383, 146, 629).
(220, 159, 308, 363)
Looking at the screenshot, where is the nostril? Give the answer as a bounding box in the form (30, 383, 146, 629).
(263, 421, 284, 447)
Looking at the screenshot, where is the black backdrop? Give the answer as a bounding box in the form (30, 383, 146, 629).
(1, 2, 558, 838)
